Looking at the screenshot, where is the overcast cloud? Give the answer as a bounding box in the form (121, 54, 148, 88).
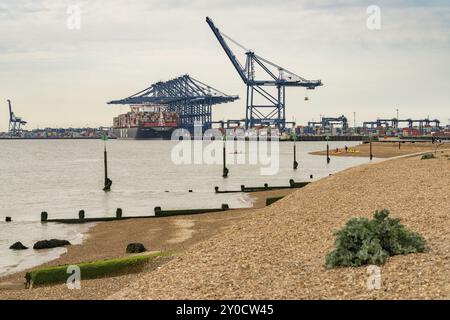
(0, 0, 449, 130)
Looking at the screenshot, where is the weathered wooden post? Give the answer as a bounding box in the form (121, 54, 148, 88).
(104, 145, 108, 185)
(102, 134, 112, 192)
(223, 135, 229, 178)
(79, 210, 85, 220)
(293, 144, 298, 170)
(326, 135, 331, 164)
(41, 212, 48, 222)
(289, 179, 295, 188)
(369, 133, 373, 160)
(293, 131, 299, 170)
(116, 208, 123, 219)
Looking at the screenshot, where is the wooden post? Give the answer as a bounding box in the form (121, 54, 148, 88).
(293, 144, 298, 170)
(223, 139, 229, 178)
(370, 136, 373, 160)
(102, 135, 112, 192)
(326, 143, 330, 164)
(326, 135, 330, 164)
(41, 211, 48, 222)
(104, 145, 108, 186)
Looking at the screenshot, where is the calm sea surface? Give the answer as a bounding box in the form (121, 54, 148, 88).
(0, 140, 371, 276)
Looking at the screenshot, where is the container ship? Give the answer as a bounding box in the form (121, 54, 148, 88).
(113, 105, 180, 140)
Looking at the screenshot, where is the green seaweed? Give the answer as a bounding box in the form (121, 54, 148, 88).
(26, 252, 172, 286)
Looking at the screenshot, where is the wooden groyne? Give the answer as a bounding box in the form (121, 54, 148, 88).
(154, 204, 229, 217)
(295, 136, 366, 142)
(215, 179, 310, 194)
(41, 205, 231, 224)
(38, 180, 310, 224)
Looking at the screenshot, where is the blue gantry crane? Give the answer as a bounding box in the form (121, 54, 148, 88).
(308, 115, 349, 131)
(206, 17, 323, 130)
(7, 99, 27, 136)
(108, 75, 238, 132)
(363, 118, 441, 130)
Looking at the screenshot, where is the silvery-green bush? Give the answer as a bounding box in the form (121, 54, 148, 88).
(326, 209, 427, 268)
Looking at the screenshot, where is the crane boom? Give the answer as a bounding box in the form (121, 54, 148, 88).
(206, 17, 248, 84)
(206, 16, 323, 130)
(7, 99, 27, 136)
(7, 99, 12, 121)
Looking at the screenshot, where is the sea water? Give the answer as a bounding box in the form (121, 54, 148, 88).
(0, 139, 370, 276)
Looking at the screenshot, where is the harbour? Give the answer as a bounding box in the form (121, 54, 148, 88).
(0, 1, 449, 305)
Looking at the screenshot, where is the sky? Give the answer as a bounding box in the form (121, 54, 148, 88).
(0, 0, 449, 131)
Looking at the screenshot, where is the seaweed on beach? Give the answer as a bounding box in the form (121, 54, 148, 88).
(421, 153, 436, 160)
(25, 252, 173, 287)
(325, 209, 427, 268)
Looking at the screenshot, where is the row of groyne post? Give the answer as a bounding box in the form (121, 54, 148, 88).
(39, 204, 230, 224)
(101, 132, 376, 192)
(36, 178, 311, 224)
(4, 138, 374, 224)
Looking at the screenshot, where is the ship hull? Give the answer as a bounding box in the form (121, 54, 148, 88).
(113, 127, 175, 140)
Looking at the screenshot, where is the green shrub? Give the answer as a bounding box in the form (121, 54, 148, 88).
(325, 209, 427, 269)
(421, 153, 436, 160)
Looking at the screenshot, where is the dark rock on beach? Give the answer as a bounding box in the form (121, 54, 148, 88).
(33, 239, 71, 250)
(126, 243, 147, 254)
(9, 242, 28, 250)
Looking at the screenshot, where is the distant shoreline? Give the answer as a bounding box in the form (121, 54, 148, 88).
(0, 137, 111, 140)
(1, 136, 447, 142)
(0, 136, 365, 141)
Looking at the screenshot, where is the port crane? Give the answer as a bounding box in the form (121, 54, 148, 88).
(363, 118, 441, 130)
(108, 75, 238, 132)
(308, 115, 349, 132)
(7, 99, 27, 136)
(206, 17, 322, 130)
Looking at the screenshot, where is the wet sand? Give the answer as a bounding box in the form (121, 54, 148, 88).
(0, 188, 294, 298)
